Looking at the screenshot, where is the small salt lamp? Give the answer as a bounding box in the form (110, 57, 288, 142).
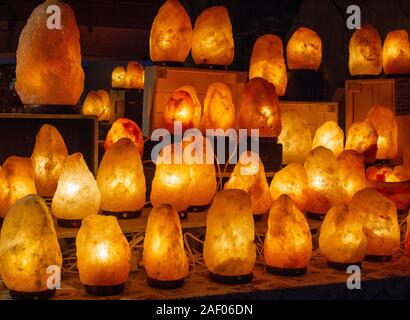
(249, 34, 287, 96)
(337, 150, 366, 202)
(0, 156, 37, 219)
(345, 121, 378, 163)
(269, 163, 308, 212)
(264, 194, 312, 276)
(383, 30, 410, 75)
(278, 110, 312, 164)
(365, 106, 398, 160)
(15, 0, 84, 106)
(319, 203, 367, 269)
(111, 66, 126, 88)
(237, 77, 282, 138)
(163, 86, 202, 133)
(150, 0, 192, 63)
(192, 6, 234, 66)
(82, 90, 110, 121)
(143, 204, 189, 289)
(350, 188, 400, 261)
(349, 25, 383, 76)
(201, 82, 236, 132)
(97, 138, 146, 219)
(76, 215, 130, 295)
(51, 153, 101, 227)
(125, 61, 145, 89)
(0, 195, 62, 300)
(31, 124, 68, 198)
(204, 190, 256, 283)
(312, 121, 344, 158)
(104, 118, 144, 157)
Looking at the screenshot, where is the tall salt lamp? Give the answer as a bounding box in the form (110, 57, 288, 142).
(312, 121, 344, 158)
(81, 90, 110, 121)
(15, 0, 84, 109)
(76, 215, 130, 296)
(264, 194, 312, 276)
(350, 188, 400, 261)
(97, 138, 146, 219)
(192, 6, 234, 67)
(31, 124, 68, 198)
(125, 61, 145, 89)
(337, 150, 366, 202)
(112, 66, 126, 89)
(287, 27, 322, 71)
(383, 30, 410, 75)
(51, 153, 101, 228)
(150, 0, 192, 64)
(143, 204, 189, 289)
(0, 195, 62, 300)
(249, 34, 287, 96)
(204, 190, 256, 284)
(0, 156, 36, 219)
(345, 121, 378, 164)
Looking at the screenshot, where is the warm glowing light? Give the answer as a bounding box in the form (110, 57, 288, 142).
(337, 150, 366, 202)
(312, 121, 344, 158)
(345, 121, 378, 163)
(112, 66, 126, 88)
(82, 90, 110, 121)
(383, 30, 410, 75)
(104, 118, 144, 156)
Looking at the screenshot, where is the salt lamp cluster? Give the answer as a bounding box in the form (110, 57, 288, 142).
(366, 165, 410, 183)
(111, 62, 145, 89)
(383, 30, 410, 75)
(82, 90, 110, 121)
(312, 121, 344, 158)
(337, 150, 366, 202)
(345, 121, 378, 163)
(15, 0, 84, 106)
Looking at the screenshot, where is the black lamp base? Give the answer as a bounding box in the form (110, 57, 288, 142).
(266, 266, 307, 277)
(307, 211, 326, 221)
(147, 277, 185, 289)
(209, 272, 253, 284)
(57, 218, 82, 228)
(84, 283, 125, 296)
(9, 289, 56, 300)
(102, 210, 142, 220)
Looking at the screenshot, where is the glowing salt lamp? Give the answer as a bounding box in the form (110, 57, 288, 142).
(104, 118, 144, 157)
(31, 124, 68, 198)
(383, 30, 410, 75)
(15, 0, 84, 106)
(350, 188, 400, 261)
(287, 27, 322, 71)
(312, 121, 344, 158)
(264, 194, 311, 276)
(349, 25, 382, 76)
(150, 0, 192, 63)
(365, 106, 398, 160)
(125, 61, 145, 89)
(337, 150, 366, 202)
(201, 82, 236, 132)
(51, 153, 101, 227)
(249, 34, 287, 96)
(97, 138, 146, 219)
(163, 86, 202, 133)
(0, 156, 36, 219)
(278, 110, 312, 164)
(143, 204, 189, 288)
(112, 66, 126, 88)
(0, 195, 62, 300)
(82, 90, 110, 121)
(204, 190, 256, 283)
(345, 121, 378, 163)
(319, 203, 367, 269)
(76, 215, 130, 295)
(269, 163, 308, 212)
(237, 77, 282, 138)
(192, 6, 234, 66)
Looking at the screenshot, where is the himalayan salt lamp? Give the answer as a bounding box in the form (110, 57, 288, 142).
(192, 6, 234, 66)
(287, 27, 322, 71)
(237, 77, 282, 138)
(31, 124, 68, 198)
(345, 121, 378, 163)
(163, 86, 202, 133)
(366, 165, 410, 183)
(76, 215, 130, 296)
(112, 66, 126, 88)
(337, 150, 366, 202)
(319, 203, 367, 270)
(249, 34, 287, 96)
(264, 194, 312, 276)
(365, 106, 398, 160)
(304, 146, 342, 218)
(149, 0, 192, 63)
(104, 118, 144, 157)
(201, 82, 236, 132)
(224, 151, 272, 220)
(81, 90, 110, 121)
(269, 163, 308, 212)
(0, 156, 36, 219)
(349, 25, 382, 76)
(97, 138, 146, 219)
(143, 204, 189, 289)
(383, 30, 410, 75)
(204, 190, 256, 283)
(51, 153, 101, 227)
(125, 61, 144, 89)
(0, 195, 62, 300)
(312, 121, 344, 158)
(278, 110, 312, 164)
(15, 0, 84, 106)
(350, 188, 400, 261)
